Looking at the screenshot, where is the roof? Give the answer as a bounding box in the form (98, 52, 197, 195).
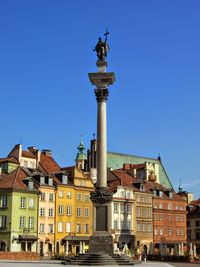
(22, 151, 36, 159)
(108, 168, 184, 201)
(107, 152, 173, 189)
(0, 157, 19, 164)
(39, 153, 60, 173)
(0, 167, 33, 190)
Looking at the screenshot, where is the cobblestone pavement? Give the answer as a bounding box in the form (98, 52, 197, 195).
(169, 262, 200, 267)
(0, 261, 175, 267)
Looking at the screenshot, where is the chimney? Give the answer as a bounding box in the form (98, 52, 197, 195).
(42, 149, 52, 157)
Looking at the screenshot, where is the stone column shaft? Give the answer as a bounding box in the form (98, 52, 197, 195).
(97, 100, 107, 188)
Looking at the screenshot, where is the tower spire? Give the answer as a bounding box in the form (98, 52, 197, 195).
(75, 136, 86, 170)
(178, 179, 183, 193)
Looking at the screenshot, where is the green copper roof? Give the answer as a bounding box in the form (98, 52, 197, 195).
(76, 140, 86, 161)
(107, 152, 173, 189)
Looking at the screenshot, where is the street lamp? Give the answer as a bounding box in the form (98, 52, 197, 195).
(23, 227, 30, 252)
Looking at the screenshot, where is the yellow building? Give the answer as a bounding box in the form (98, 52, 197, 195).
(54, 167, 94, 255)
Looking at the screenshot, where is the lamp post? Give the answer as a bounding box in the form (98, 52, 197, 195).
(23, 228, 30, 252)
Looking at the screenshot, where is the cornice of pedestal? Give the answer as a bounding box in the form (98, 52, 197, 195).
(88, 72, 116, 88)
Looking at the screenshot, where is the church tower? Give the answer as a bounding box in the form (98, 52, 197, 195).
(75, 138, 86, 170)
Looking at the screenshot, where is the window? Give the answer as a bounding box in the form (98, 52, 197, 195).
(58, 222, 63, 232)
(176, 215, 179, 221)
(28, 181, 33, 189)
(114, 203, 118, 213)
(120, 190, 125, 198)
(137, 222, 141, 232)
(168, 228, 172, 236)
(142, 222, 146, 232)
(169, 192, 173, 198)
(137, 207, 140, 217)
(62, 175, 68, 184)
(120, 203, 125, 213)
(23, 160, 28, 167)
(147, 223, 152, 232)
(20, 197, 26, 208)
(19, 216, 25, 228)
(126, 204, 131, 213)
(84, 224, 89, 233)
(40, 223, 45, 233)
(84, 194, 89, 202)
(66, 206, 72, 216)
(154, 227, 158, 235)
(84, 208, 89, 217)
(114, 220, 118, 230)
(168, 215, 172, 222)
(168, 203, 172, 210)
(159, 191, 163, 197)
(77, 193, 81, 201)
(127, 220, 131, 230)
(159, 214, 163, 221)
(126, 192, 131, 199)
(176, 229, 180, 236)
(0, 216, 7, 228)
(41, 193, 45, 201)
(159, 203, 163, 209)
(67, 192, 72, 199)
(137, 195, 140, 202)
(58, 190, 63, 197)
(148, 208, 151, 218)
(0, 195, 7, 208)
(154, 203, 158, 209)
(120, 220, 124, 230)
(180, 215, 184, 222)
(40, 208, 45, 217)
(76, 223, 81, 233)
(58, 205, 64, 215)
(142, 208, 146, 218)
(48, 178, 53, 186)
(66, 222, 71, 233)
(160, 228, 163, 235)
(40, 176, 45, 184)
(196, 220, 200, 226)
(77, 208, 81, 217)
(48, 208, 54, 217)
(154, 214, 158, 220)
(49, 193, 54, 202)
(28, 217, 34, 228)
(29, 198, 34, 209)
(48, 224, 54, 233)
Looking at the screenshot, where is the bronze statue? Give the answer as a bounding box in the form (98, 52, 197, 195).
(94, 30, 110, 61)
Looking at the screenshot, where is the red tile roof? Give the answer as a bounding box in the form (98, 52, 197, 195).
(39, 153, 60, 173)
(22, 151, 36, 159)
(0, 168, 28, 190)
(0, 157, 19, 164)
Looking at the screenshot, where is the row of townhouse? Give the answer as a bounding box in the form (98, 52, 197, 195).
(0, 144, 94, 256)
(107, 165, 187, 256)
(0, 141, 187, 257)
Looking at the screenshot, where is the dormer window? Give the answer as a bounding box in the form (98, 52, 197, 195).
(62, 175, 68, 184)
(28, 181, 33, 190)
(40, 176, 45, 185)
(153, 190, 157, 197)
(169, 191, 173, 198)
(140, 183, 144, 191)
(48, 178, 53, 186)
(159, 191, 163, 197)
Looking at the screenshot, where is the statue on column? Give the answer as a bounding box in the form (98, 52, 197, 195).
(94, 29, 110, 61)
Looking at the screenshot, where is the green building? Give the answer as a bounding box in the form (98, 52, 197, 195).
(0, 158, 38, 252)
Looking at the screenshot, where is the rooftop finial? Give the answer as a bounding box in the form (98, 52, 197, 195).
(178, 179, 183, 193)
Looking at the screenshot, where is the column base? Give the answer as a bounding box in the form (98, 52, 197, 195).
(89, 234, 113, 255)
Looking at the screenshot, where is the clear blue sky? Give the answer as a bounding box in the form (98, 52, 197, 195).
(0, 0, 199, 197)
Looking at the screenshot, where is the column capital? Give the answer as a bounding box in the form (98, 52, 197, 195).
(95, 89, 109, 102)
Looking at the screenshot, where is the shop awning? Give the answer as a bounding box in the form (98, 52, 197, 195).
(18, 235, 38, 241)
(62, 236, 90, 242)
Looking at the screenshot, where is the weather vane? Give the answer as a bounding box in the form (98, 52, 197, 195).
(94, 29, 110, 61)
